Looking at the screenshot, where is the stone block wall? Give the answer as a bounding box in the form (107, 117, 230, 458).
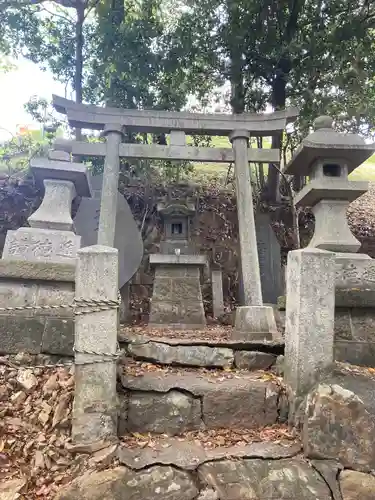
(278, 295, 375, 367)
(0, 260, 75, 357)
(334, 307, 375, 366)
(149, 265, 206, 328)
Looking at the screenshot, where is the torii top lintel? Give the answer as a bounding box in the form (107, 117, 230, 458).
(52, 95, 298, 136)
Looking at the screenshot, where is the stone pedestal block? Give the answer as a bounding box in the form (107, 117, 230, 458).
(73, 245, 119, 445)
(0, 260, 75, 356)
(149, 262, 206, 329)
(232, 306, 278, 341)
(285, 248, 335, 401)
(335, 253, 375, 306)
(3, 227, 80, 264)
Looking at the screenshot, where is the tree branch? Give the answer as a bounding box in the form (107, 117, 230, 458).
(39, 4, 73, 23)
(0, 0, 83, 10)
(83, 0, 99, 20)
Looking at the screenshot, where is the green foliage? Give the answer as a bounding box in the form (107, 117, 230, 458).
(2, 0, 375, 193)
(0, 129, 50, 176)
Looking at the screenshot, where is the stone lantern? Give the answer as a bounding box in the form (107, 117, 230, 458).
(284, 116, 375, 367)
(149, 194, 207, 329)
(284, 116, 374, 252)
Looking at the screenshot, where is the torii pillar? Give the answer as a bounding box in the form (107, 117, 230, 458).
(231, 130, 278, 341)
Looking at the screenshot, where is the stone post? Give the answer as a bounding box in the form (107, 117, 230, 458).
(72, 245, 119, 445)
(230, 130, 262, 306)
(284, 248, 335, 406)
(98, 124, 125, 247)
(230, 130, 277, 340)
(211, 268, 224, 318)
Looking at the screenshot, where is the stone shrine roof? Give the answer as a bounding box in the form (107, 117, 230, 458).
(284, 115, 375, 176)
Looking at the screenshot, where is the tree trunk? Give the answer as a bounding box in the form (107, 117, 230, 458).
(266, 68, 287, 203)
(227, 0, 245, 114)
(74, 1, 84, 141)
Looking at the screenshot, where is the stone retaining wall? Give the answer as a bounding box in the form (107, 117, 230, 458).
(54, 439, 375, 499)
(118, 370, 285, 435)
(0, 260, 75, 357)
(278, 295, 375, 367)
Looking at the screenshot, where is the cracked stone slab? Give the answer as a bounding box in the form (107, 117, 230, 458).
(304, 371, 375, 471)
(127, 390, 202, 435)
(120, 370, 275, 396)
(127, 342, 234, 368)
(311, 460, 343, 500)
(339, 469, 375, 500)
(54, 465, 198, 500)
(117, 440, 302, 470)
(235, 351, 276, 370)
(198, 458, 332, 500)
(119, 332, 285, 350)
(120, 372, 281, 430)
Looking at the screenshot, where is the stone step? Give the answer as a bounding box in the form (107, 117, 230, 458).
(119, 327, 284, 371)
(117, 434, 302, 470)
(57, 438, 337, 500)
(118, 360, 287, 435)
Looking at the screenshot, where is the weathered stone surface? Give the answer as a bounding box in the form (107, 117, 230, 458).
(73, 245, 119, 445)
(335, 253, 375, 307)
(3, 227, 81, 264)
(285, 249, 335, 398)
(199, 458, 332, 500)
(234, 351, 276, 370)
(255, 212, 282, 305)
(149, 265, 206, 328)
(121, 370, 280, 431)
(120, 331, 285, 350)
(0, 259, 75, 282)
(196, 489, 218, 500)
(117, 440, 302, 470)
(311, 460, 343, 500)
(273, 355, 284, 376)
(0, 315, 44, 354)
(30, 155, 91, 197)
(121, 370, 272, 396)
(127, 390, 202, 435)
(53, 94, 298, 136)
(74, 173, 143, 289)
(304, 372, 375, 471)
(118, 438, 206, 470)
(28, 179, 77, 231)
(0, 478, 26, 500)
(335, 341, 375, 367)
(203, 382, 276, 429)
(339, 470, 375, 500)
(54, 465, 198, 500)
(41, 317, 74, 356)
(127, 342, 234, 368)
(233, 305, 278, 341)
(211, 268, 224, 318)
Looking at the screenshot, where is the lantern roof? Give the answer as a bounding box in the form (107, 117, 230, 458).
(284, 116, 375, 175)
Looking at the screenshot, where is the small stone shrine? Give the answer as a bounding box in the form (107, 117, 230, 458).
(149, 190, 207, 328)
(284, 115, 375, 367)
(0, 144, 91, 356)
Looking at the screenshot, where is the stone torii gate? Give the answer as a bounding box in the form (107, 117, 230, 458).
(53, 95, 298, 339)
